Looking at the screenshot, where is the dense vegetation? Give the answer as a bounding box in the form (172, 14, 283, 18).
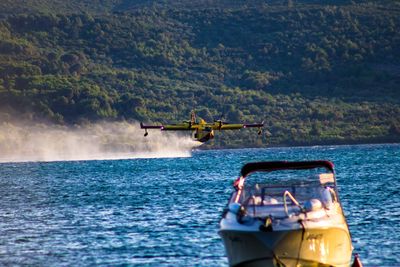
(0, 0, 399, 147)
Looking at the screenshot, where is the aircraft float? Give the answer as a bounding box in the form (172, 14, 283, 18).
(140, 111, 264, 143)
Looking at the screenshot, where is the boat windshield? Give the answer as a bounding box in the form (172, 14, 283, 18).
(246, 167, 333, 186)
(230, 168, 337, 210)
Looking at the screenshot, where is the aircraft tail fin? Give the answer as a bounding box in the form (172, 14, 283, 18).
(190, 111, 196, 124)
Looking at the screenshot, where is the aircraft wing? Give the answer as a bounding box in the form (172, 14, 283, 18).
(216, 122, 264, 130)
(243, 122, 264, 128)
(140, 123, 163, 129)
(218, 124, 245, 130)
(140, 122, 192, 131)
(161, 124, 193, 131)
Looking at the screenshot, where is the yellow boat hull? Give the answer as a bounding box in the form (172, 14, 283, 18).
(220, 227, 352, 267)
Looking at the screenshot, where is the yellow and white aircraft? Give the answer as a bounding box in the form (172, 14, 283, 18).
(140, 112, 264, 143)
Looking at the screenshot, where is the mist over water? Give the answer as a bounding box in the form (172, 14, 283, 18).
(0, 121, 199, 162)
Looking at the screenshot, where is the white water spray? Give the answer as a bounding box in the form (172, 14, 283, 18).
(0, 121, 201, 163)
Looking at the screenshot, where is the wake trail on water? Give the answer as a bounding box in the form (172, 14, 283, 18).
(0, 121, 201, 163)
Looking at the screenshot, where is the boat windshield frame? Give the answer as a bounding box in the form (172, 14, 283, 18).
(240, 161, 334, 177)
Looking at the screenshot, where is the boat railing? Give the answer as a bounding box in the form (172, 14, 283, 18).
(283, 190, 303, 216)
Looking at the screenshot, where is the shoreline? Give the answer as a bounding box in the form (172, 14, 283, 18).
(200, 138, 400, 150)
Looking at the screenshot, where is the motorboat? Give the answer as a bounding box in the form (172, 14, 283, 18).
(219, 161, 354, 267)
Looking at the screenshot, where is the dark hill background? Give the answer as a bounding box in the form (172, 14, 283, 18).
(0, 0, 399, 147)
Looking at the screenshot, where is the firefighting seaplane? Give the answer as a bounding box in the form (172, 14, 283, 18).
(140, 111, 264, 143)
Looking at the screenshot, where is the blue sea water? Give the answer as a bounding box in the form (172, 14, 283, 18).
(0, 144, 399, 266)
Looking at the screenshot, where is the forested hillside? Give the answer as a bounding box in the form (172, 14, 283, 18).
(0, 0, 399, 147)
